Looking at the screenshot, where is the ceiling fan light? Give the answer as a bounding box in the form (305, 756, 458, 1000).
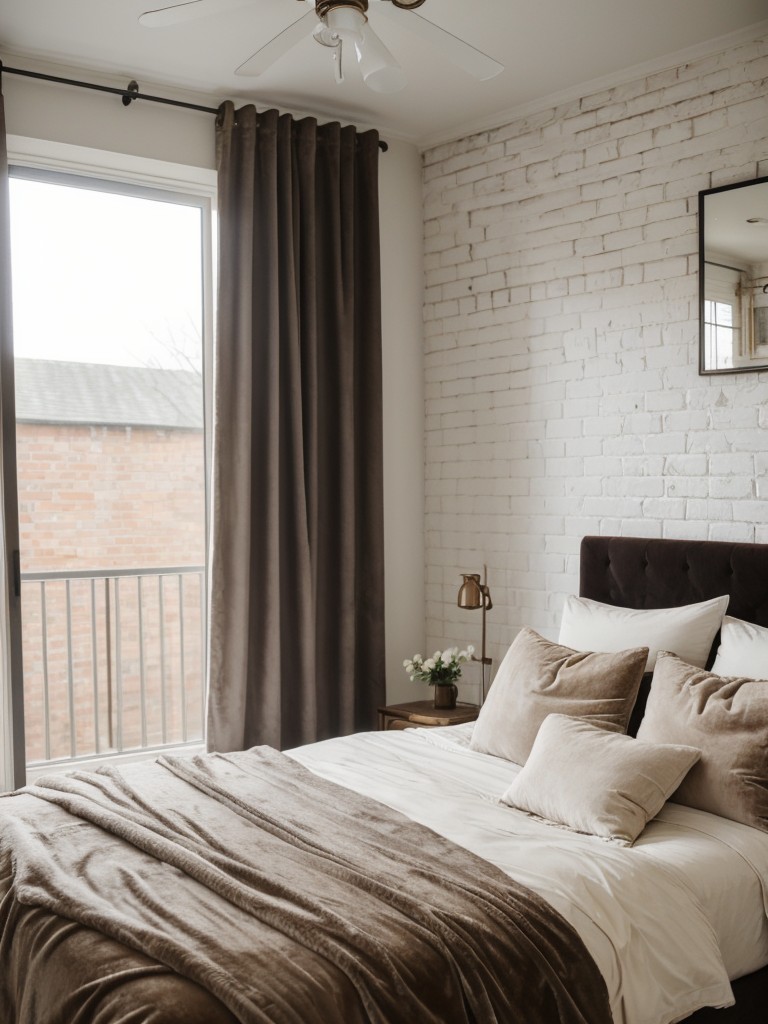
(355, 24, 407, 93)
(325, 6, 365, 43)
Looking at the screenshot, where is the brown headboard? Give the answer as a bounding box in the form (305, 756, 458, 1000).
(580, 535, 768, 627)
(579, 535, 768, 734)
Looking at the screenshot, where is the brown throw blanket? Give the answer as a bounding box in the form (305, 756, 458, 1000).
(0, 748, 612, 1024)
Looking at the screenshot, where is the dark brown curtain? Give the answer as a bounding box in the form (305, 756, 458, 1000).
(207, 103, 385, 753)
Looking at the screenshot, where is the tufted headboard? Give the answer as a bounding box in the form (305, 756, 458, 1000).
(579, 535, 768, 734)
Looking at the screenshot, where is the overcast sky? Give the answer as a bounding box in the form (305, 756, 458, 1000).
(9, 177, 204, 373)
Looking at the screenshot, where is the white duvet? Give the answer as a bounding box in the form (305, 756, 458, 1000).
(289, 723, 768, 1024)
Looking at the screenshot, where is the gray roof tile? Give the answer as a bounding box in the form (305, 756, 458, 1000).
(14, 359, 203, 429)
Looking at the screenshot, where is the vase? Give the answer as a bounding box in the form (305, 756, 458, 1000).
(433, 683, 458, 710)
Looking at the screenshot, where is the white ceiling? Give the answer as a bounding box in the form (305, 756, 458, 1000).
(1, 0, 767, 147)
(705, 182, 768, 266)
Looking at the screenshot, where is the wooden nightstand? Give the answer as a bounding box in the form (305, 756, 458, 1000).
(377, 700, 479, 731)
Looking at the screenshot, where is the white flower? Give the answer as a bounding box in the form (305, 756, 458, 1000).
(467, 644, 475, 656)
(403, 644, 473, 685)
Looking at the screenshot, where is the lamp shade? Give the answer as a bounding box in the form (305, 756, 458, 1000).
(325, 6, 365, 42)
(355, 24, 407, 93)
(458, 573, 492, 612)
(457, 573, 484, 609)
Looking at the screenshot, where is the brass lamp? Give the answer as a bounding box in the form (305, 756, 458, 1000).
(457, 565, 493, 703)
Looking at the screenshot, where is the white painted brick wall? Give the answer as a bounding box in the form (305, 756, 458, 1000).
(421, 32, 768, 679)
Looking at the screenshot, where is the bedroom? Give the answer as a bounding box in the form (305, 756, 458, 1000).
(0, 1, 768, 1022)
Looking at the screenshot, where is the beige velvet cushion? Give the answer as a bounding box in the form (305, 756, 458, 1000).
(501, 714, 700, 845)
(469, 627, 648, 765)
(637, 652, 768, 832)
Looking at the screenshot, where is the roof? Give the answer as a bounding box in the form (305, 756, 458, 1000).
(14, 359, 203, 430)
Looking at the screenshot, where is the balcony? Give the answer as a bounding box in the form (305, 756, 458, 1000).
(21, 565, 206, 777)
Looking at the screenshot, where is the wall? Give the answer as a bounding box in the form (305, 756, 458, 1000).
(3, 65, 426, 709)
(422, 32, 768, 673)
(17, 422, 205, 572)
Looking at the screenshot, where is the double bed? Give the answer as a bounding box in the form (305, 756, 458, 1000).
(1, 534, 767, 1023)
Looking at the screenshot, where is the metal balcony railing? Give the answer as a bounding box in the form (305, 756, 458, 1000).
(20, 565, 206, 769)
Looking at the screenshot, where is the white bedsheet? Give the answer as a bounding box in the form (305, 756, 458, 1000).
(288, 723, 768, 1024)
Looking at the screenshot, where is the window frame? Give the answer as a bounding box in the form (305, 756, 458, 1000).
(2, 136, 216, 788)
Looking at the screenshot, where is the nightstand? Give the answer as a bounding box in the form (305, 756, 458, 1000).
(377, 700, 479, 731)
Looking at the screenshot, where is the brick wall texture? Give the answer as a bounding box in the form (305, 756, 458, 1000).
(421, 32, 768, 672)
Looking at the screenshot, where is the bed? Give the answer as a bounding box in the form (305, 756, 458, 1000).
(1, 534, 767, 1023)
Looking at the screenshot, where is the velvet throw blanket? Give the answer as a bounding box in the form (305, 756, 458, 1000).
(0, 749, 611, 1024)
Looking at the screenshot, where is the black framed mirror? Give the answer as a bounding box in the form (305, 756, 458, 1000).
(699, 175, 768, 374)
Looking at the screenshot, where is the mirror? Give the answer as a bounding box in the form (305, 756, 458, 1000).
(699, 175, 768, 374)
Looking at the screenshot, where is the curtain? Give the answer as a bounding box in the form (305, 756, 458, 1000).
(0, 82, 25, 790)
(207, 104, 385, 753)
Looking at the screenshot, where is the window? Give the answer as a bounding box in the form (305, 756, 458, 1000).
(703, 262, 742, 371)
(3, 140, 215, 784)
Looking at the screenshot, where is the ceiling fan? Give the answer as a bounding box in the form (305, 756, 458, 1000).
(139, 0, 504, 94)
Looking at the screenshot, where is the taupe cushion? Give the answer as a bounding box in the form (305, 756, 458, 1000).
(469, 628, 648, 765)
(501, 714, 700, 845)
(637, 652, 768, 832)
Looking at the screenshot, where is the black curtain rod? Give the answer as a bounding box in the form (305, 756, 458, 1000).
(0, 63, 388, 151)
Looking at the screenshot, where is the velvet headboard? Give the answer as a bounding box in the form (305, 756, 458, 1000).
(579, 535, 768, 628)
(579, 535, 768, 735)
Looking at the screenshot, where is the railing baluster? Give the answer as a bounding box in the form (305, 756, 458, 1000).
(199, 569, 206, 731)
(41, 581, 51, 763)
(159, 575, 167, 745)
(105, 578, 113, 750)
(138, 576, 147, 749)
(91, 577, 100, 754)
(66, 579, 76, 759)
(115, 577, 123, 753)
(178, 573, 187, 743)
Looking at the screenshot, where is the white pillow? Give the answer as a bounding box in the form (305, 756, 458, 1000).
(558, 594, 729, 672)
(712, 616, 768, 678)
(501, 713, 700, 846)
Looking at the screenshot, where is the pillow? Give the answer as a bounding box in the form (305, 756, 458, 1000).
(712, 616, 768, 678)
(469, 627, 647, 765)
(501, 714, 700, 846)
(637, 652, 768, 832)
(558, 594, 729, 672)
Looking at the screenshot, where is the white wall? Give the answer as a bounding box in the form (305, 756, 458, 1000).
(3, 67, 425, 707)
(421, 32, 768, 672)
(379, 139, 427, 704)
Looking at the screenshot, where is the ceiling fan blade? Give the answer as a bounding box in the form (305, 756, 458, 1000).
(377, 4, 503, 81)
(139, 0, 252, 29)
(235, 10, 317, 76)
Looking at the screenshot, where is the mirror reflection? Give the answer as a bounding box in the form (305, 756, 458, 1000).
(699, 176, 768, 374)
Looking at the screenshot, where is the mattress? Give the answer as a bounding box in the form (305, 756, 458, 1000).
(289, 722, 768, 1024)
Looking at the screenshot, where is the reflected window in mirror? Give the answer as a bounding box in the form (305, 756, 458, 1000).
(699, 176, 768, 375)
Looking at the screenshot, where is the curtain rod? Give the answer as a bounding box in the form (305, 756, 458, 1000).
(0, 63, 388, 151)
